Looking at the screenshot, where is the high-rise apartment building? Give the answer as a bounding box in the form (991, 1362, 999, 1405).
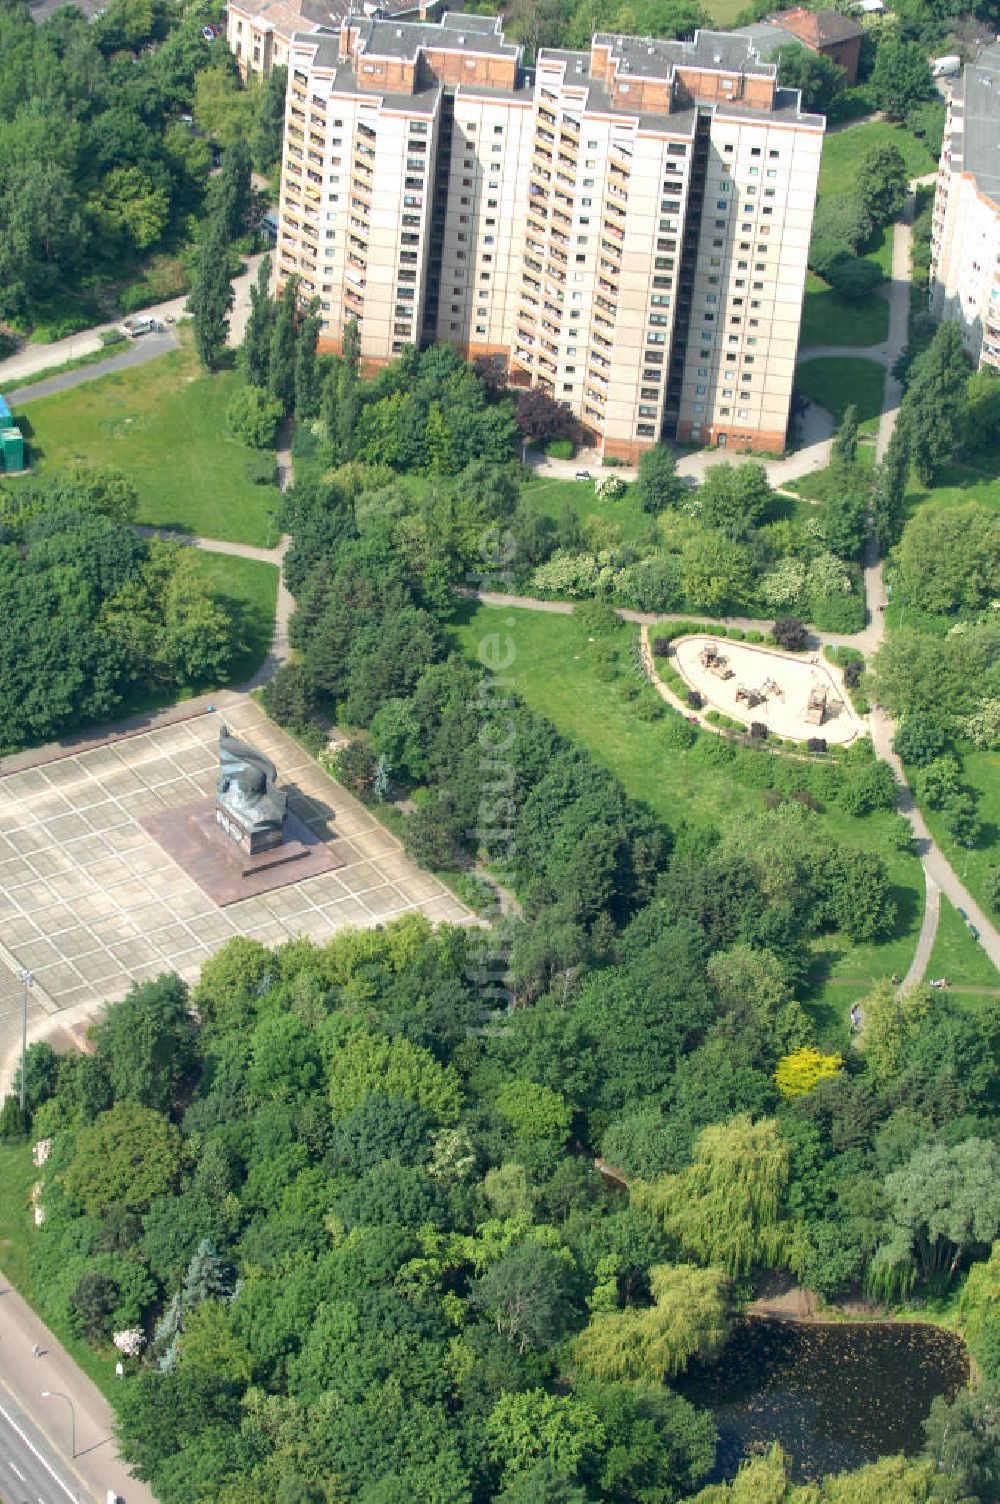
(929, 42, 1000, 374)
(276, 14, 824, 458)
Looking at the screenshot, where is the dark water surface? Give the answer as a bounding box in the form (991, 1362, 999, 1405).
(675, 1316, 969, 1483)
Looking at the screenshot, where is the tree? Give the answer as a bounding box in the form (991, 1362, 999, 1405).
(574, 1263, 730, 1382)
(251, 64, 287, 174)
(896, 501, 1000, 614)
(486, 1390, 603, 1489)
(241, 258, 274, 390)
(826, 254, 883, 300)
(92, 973, 193, 1114)
(857, 143, 908, 227)
(188, 217, 234, 370)
(871, 433, 909, 551)
(922, 1387, 1000, 1504)
(182, 1239, 231, 1310)
(471, 1241, 572, 1353)
(632, 1115, 792, 1276)
(327, 1030, 462, 1125)
(832, 404, 859, 467)
(207, 138, 252, 243)
(871, 38, 934, 121)
(772, 616, 807, 652)
(695, 461, 771, 537)
(897, 321, 971, 484)
(93, 165, 169, 252)
(774, 1047, 843, 1099)
(63, 1101, 182, 1217)
(193, 63, 256, 147)
(268, 276, 298, 414)
(772, 44, 844, 114)
(876, 1138, 1000, 1292)
(336, 316, 362, 461)
(294, 301, 322, 420)
(515, 389, 573, 446)
(679, 531, 753, 613)
(634, 443, 685, 515)
(964, 368, 1000, 454)
(226, 384, 283, 449)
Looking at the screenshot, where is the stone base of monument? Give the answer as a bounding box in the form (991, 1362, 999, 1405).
(140, 797, 342, 906)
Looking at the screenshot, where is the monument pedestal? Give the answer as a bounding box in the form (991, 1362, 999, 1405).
(140, 798, 342, 906)
(215, 800, 286, 856)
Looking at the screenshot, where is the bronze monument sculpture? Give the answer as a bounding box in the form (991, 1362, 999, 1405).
(215, 724, 287, 854)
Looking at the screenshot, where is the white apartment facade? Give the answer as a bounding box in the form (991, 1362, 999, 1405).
(930, 42, 1000, 373)
(276, 15, 824, 459)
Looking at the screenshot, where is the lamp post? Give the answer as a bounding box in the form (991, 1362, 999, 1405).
(41, 1389, 76, 1458)
(18, 968, 33, 1116)
(265, 509, 276, 549)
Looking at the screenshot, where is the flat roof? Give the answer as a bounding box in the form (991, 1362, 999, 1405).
(958, 41, 1000, 203)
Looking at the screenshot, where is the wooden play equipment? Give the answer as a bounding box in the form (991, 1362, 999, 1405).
(762, 677, 783, 701)
(699, 643, 734, 680)
(805, 682, 828, 725)
(735, 683, 766, 709)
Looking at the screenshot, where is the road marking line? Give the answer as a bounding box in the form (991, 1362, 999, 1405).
(0, 1398, 77, 1501)
(9, 1460, 25, 1479)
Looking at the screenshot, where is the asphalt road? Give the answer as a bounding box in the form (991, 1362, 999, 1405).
(0, 1388, 84, 1504)
(7, 331, 179, 407)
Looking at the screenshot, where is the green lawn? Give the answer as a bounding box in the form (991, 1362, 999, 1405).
(818, 122, 938, 200)
(448, 602, 924, 1044)
(902, 463, 1000, 521)
(519, 475, 653, 544)
(800, 274, 890, 349)
(12, 330, 281, 546)
(794, 357, 885, 432)
(0, 1142, 119, 1400)
(701, 0, 747, 23)
(919, 746, 1000, 924)
(928, 897, 1000, 993)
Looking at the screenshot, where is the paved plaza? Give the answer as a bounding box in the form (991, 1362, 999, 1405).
(0, 701, 471, 1081)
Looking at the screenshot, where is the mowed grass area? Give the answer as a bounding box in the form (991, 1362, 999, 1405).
(0, 1142, 118, 1401)
(448, 602, 925, 1047)
(799, 273, 890, 348)
(920, 745, 1000, 925)
(12, 330, 280, 546)
(928, 897, 1000, 994)
(818, 121, 937, 199)
(702, 0, 747, 23)
(794, 356, 885, 432)
(519, 475, 653, 543)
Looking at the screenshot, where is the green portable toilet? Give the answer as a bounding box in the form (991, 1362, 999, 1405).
(1, 426, 24, 473)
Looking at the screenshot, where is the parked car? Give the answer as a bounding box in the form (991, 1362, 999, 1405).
(574, 469, 591, 480)
(119, 316, 162, 338)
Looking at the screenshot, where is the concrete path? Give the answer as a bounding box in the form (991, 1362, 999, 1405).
(0, 253, 269, 391)
(6, 331, 180, 406)
(0, 1276, 157, 1504)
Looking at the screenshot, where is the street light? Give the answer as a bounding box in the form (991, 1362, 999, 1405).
(41, 1389, 76, 1458)
(18, 968, 33, 1116)
(265, 509, 276, 549)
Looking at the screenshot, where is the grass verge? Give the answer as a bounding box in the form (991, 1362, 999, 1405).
(800, 274, 890, 348)
(927, 897, 1000, 994)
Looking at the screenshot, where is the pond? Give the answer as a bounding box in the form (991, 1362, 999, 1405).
(675, 1316, 969, 1483)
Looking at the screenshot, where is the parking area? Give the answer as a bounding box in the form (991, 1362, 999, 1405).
(0, 702, 471, 1078)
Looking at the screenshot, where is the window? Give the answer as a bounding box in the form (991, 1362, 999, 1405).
(696, 384, 706, 395)
(769, 149, 779, 159)
(694, 402, 704, 413)
(767, 169, 777, 178)
(476, 324, 486, 334)
(738, 408, 749, 418)
(706, 293, 718, 304)
(750, 147, 761, 157)
(755, 261, 765, 270)
(639, 404, 657, 417)
(637, 423, 655, 436)
(563, 382, 573, 392)
(717, 200, 728, 211)
(697, 366, 708, 377)
(641, 387, 659, 399)
(749, 167, 758, 176)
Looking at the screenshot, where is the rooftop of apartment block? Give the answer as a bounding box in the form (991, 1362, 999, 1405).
(230, 0, 431, 34)
(955, 41, 1000, 203)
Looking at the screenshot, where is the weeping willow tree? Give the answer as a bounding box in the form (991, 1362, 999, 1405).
(689, 1443, 938, 1503)
(574, 1262, 730, 1383)
(631, 1115, 793, 1277)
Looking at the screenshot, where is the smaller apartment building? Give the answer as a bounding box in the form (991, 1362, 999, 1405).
(930, 41, 1000, 372)
(276, 15, 824, 458)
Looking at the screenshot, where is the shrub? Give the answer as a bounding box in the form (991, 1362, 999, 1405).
(335, 739, 378, 798)
(99, 328, 127, 348)
(893, 715, 948, 768)
(261, 663, 313, 729)
(663, 715, 697, 749)
(652, 637, 671, 657)
(987, 868, 1000, 914)
(806, 737, 828, 754)
(225, 384, 283, 449)
(773, 616, 808, 652)
(746, 630, 764, 644)
(0, 1095, 26, 1140)
(749, 722, 768, 740)
(636, 697, 664, 721)
(687, 690, 704, 710)
(842, 659, 862, 689)
(546, 439, 573, 460)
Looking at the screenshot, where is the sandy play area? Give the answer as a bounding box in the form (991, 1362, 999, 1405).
(671, 636, 865, 745)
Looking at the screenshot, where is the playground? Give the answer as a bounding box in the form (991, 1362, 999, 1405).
(671, 636, 865, 745)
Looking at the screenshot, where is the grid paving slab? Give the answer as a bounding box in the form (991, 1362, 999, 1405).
(0, 703, 472, 1083)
